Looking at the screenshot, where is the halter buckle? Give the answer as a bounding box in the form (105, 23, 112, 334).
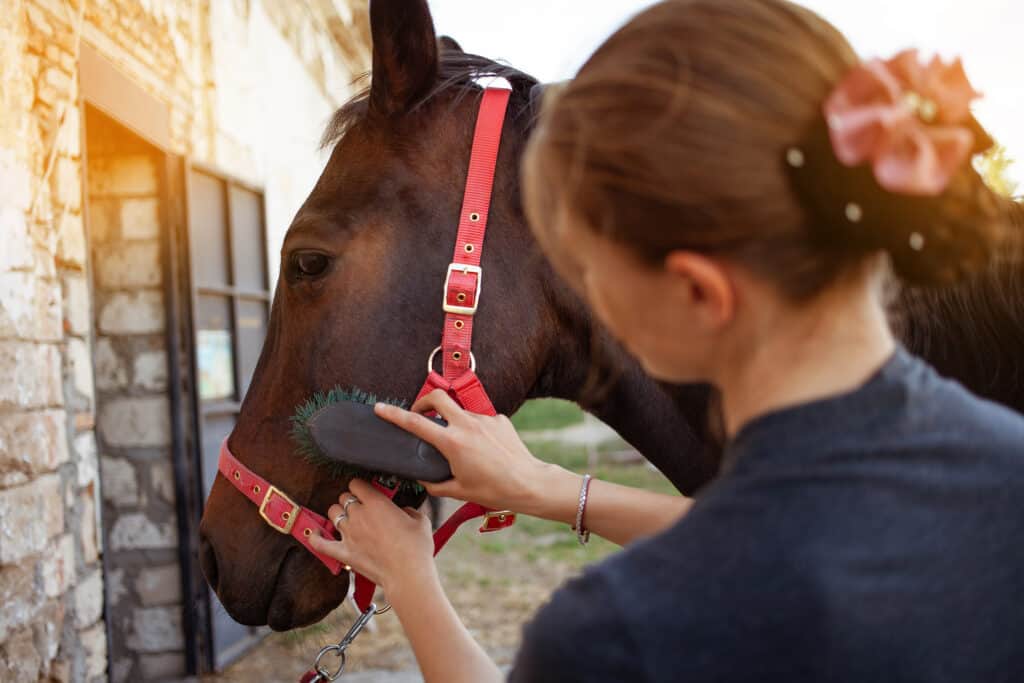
(479, 510, 516, 533)
(443, 263, 482, 316)
(259, 485, 299, 534)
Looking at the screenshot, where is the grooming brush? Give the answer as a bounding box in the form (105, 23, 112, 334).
(290, 387, 453, 508)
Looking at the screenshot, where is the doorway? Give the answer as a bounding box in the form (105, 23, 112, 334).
(82, 101, 272, 676)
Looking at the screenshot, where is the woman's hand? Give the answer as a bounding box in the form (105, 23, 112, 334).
(311, 477, 503, 683)
(308, 479, 435, 591)
(374, 389, 551, 513)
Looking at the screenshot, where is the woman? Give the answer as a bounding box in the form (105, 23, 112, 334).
(310, 0, 1024, 680)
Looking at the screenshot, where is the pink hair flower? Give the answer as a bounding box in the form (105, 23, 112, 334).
(824, 49, 983, 196)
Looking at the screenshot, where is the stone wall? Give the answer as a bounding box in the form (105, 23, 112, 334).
(1, 0, 105, 680)
(0, 0, 369, 681)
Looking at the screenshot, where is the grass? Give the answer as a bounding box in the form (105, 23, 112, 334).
(510, 399, 585, 432)
(526, 441, 590, 470)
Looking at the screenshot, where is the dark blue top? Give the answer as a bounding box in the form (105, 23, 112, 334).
(510, 349, 1024, 682)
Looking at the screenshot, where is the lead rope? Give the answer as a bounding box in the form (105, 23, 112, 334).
(299, 87, 513, 682)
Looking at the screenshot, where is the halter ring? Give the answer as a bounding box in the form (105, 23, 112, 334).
(427, 345, 477, 374)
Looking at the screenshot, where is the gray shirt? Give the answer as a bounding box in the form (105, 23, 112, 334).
(510, 349, 1024, 682)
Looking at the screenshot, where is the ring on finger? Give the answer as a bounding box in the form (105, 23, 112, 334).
(342, 496, 361, 515)
(332, 512, 347, 529)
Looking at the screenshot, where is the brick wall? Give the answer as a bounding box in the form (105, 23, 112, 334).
(0, 0, 369, 681)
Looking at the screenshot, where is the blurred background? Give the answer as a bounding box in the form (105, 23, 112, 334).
(433, 0, 1023, 190)
(0, 1, 1018, 681)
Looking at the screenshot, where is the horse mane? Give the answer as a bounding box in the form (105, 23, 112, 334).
(321, 52, 540, 149)
(896, 196, 1024, 407)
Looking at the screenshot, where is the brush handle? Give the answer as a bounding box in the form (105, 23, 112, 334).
(307, 401, 453, 482)
(413, 435, 453, 482)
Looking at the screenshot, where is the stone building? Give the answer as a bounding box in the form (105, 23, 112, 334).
(0, 1, 370, 680)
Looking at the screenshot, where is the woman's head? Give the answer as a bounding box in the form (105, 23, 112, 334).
(523, 0, 1007, 382)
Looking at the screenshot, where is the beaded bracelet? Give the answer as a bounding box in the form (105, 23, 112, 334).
(573, 474, 593, 546)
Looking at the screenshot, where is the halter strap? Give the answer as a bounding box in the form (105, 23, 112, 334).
(218, 442, 346, 575)
(439, 87, 510, 380)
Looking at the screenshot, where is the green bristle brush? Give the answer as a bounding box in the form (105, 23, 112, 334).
(289, 387, 453, 506)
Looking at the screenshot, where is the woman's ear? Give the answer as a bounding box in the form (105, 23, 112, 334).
(664, 251, 736, 328)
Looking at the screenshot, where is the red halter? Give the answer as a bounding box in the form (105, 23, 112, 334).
(217, 87, 516, 615)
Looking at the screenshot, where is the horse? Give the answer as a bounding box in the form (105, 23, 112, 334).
(198, 0, 717, 631)
(199, 0, 1024, 631)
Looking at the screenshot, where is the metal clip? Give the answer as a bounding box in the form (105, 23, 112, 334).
(311, 605, 378, 681)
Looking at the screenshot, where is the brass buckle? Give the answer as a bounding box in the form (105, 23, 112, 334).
(259, 485, 299, 535)
(442, 263, 482, 316)
(479, 510, 515, 533)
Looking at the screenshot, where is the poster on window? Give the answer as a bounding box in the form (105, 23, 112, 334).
(198, 329, 235, 401)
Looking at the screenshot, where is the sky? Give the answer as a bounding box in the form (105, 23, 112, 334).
(429, 0, 1023, 187)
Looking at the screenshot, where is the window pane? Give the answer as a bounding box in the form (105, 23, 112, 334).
(197, 295, 235, 402)
(236, 300, 267, 397)
(189, 171, 231, 286)
(200, 414, 236, 499)
(229, 186, 267, 291)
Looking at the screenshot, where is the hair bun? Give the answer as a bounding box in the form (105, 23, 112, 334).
(784, 117, 1008, 287)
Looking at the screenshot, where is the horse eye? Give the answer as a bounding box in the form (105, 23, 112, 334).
(291, 252, 331, 279)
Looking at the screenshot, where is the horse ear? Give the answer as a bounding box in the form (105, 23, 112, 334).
(369, 0, 439, 115)
(438, 35, 464, 53)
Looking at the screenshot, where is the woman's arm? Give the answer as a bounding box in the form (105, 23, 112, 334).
(388, 564, 502, 683)
(309, 480, 502, 683)
(375, 390, 692, 546)
(518, 464, 691, 546)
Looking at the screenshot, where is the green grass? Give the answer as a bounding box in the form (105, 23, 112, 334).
(525, 441, 590, 470)
(511, 399, 585, 432)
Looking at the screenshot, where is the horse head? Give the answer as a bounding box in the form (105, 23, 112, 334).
(199, 0, 717, 631)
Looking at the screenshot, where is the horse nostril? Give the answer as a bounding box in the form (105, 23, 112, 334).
(199, 535, 220, 592)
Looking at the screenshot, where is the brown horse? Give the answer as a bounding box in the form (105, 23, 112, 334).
(199, 0, 1024, 631)
(199, 0, 717, 631)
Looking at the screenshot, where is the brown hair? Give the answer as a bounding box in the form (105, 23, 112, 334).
(523, 0, 1008, 299)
